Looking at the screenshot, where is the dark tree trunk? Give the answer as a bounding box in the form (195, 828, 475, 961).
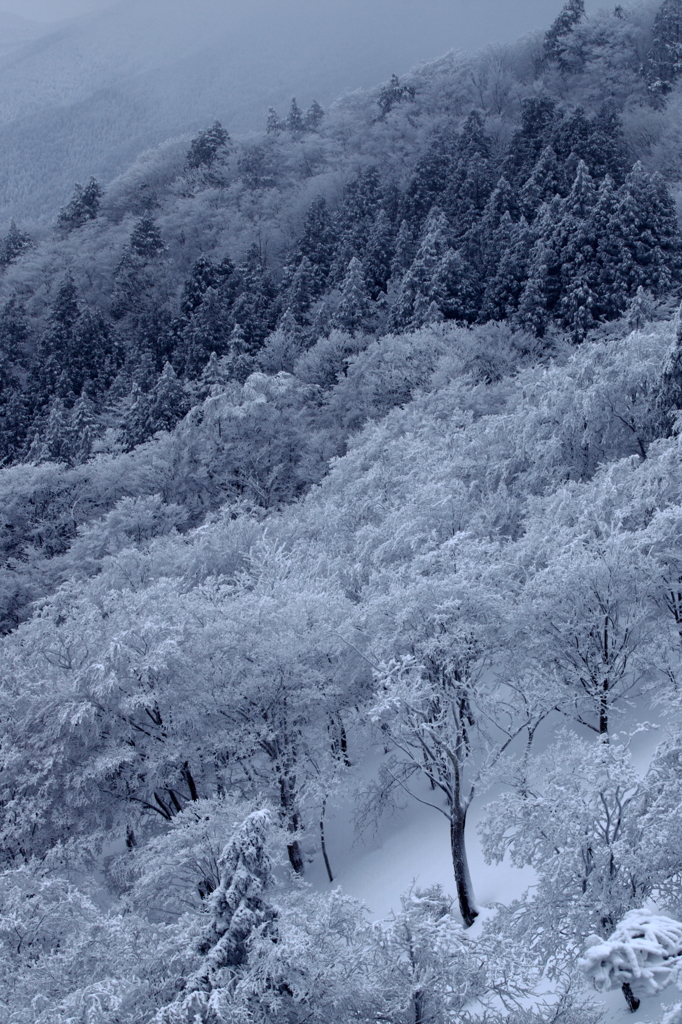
(450, 806, 478, 927)
(168, 789, 183, 813)
(319, 798, 331, 880)
(338, 715, 351, 767)
(622, 982, 640, 1012)
(320, 811, 334, 883)
(599, 680, 609, 736)
(287, 837, 305, 873)
(280, 772, 305, 875)
(183, 762, 199, 801)
(414, 988, 425, 1024)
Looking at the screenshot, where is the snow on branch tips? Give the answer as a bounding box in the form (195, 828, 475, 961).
(580, 910, 682, 1011)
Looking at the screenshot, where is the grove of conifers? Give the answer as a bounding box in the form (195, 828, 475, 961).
(6, 1, 682, 1021)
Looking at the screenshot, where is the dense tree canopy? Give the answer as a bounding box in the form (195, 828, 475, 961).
(4, 2, 682, 1022)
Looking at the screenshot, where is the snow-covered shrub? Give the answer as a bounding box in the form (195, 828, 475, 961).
(580, 909, 682, 998)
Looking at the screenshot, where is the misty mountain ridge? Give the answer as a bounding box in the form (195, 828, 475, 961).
(0, 0, 529, 223)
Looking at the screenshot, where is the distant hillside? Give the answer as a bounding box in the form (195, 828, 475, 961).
(0, 0, 600, 223)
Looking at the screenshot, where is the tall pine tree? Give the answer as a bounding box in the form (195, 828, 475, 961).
(648, 0, 682, 93)
(543, 0, 586, 71)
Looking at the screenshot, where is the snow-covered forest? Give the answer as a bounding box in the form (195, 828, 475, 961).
(6, 0, 682, 1021)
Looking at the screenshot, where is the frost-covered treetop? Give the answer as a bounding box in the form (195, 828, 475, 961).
(580, 910, 682, 998)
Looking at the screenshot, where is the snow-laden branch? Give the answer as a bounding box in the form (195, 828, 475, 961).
(580, 909, 682, 999)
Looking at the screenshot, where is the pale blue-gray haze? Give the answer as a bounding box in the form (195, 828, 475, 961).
(0, 0, 601, 221)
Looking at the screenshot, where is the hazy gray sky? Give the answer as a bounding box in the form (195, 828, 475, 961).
(0, 0, 601, 32)
(0, 0, 114, 20)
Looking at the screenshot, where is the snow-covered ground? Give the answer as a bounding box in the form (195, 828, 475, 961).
(305, 707, 672, 1023)
(307, 774, 536, 920)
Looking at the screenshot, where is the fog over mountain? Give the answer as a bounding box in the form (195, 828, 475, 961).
(0, 0, 115, 19)
(0, 11, 50, 57)
(0, 0, 600, 223)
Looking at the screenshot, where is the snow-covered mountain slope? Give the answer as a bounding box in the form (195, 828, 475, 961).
(0, 0, 597, 224)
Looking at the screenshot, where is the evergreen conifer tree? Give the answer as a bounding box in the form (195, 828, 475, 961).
(432, 248, 480, 323)
(551, 107, 593, 175)
(185, 349, 211, 396)
(181, 256, 220, 316)
(259, 309, 306, 374)
(266, 107, 284, 134)
(543, 0, 586, 69)
(458, 109, 491, 162)
(615, 163, 681, 297)
(32, 276, 81, 401)
(590, 176, 629, 322)
(481, 214, 533, 321)
(121, 382, 147, 450)
(587, 103, 629, 184)
(0, 297, 29, 364)
(71, 309, 118, 395)
(304, 99, 325, 130)
(390, 219, 416, 279)
(286, 98, 305, 133)
(286, 256, 316, 323)
(401, 133, 456, 230)
(561, 257, 598, 342)
(0, 221, 33, 268)
(444, 113, 494, 238)
(626, 286, 655, 331)
(39, 397, 76, 464)
(177, 269, 237, 380)
(158, 810, 278, 1021)
(69, 388, 97, 463)
(0, 389, 29, 464)
(52, 275, 80, 333)
(197, 810, 277, 973)
(57, 178, 103, 231)
(193, 350, 229, 397)
(224, 323, 257, 382)
(148, 361, 190, 432)
(333, 257, 373, 333)
(186, 121, 230, 169)
(377, 73, 415, 118)
(518, 147, 563, 221)
(514, 236, 552, 337)
(563, 158, 597, 221)
(392, 208, 451, 326)
(479, 177, 519, 236)
(230, 245, 278, 355)
(330, 167, 384, 283)
(648, 0, 682, 93)
(504, 97, 557, 185)
(467, 179, 517, 293)
(130, 216, 165, 260)
(122, 364, 189, 448)
(364, 210, 395, 298)
(291, 196, 336, 297)
(551, 161, 601, 336)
